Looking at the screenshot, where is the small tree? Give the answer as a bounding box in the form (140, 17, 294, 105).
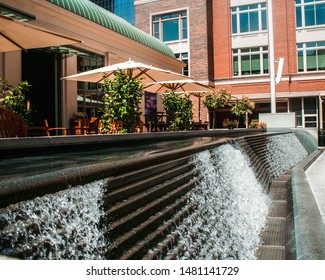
(162, 92, 193, 131)
(231, 96, 255, 128)
(101, 69, 143, 133)
(0, 78, 33, 125)
(203, 88, 231, 128)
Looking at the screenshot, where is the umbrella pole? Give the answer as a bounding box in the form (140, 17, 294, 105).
(198, 95, 201, 125)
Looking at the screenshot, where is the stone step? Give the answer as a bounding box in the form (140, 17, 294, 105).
(261, 217, 287, 246)
(256, 245, 286, 260)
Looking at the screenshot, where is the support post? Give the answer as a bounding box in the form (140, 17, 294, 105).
(267, 0, 276, 113)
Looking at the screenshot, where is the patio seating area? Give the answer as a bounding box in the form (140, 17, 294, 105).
(0, 106, 210, 138)
(0, 106, 69, 137)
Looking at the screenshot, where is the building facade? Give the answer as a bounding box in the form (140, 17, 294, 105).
(135, 0, 212, 123)
(135, 0, 325, 128)
(213, 0, 325, 128)
(0, 0, 182, 128)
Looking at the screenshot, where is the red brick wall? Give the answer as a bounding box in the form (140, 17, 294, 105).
(135, 0, 210, 80)
(212, 0, 232, 79)
(273, 0, 297, 75)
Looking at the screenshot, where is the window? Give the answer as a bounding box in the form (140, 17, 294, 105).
(77, 53, 104, 117)
(295, 0, 325, 28)
(231, 3, 267, 34)
(297, 41, 325, 72)
(233, 47, 268, 76)
(290, 97, 318, 127)
(152, 11, 187, 42)
(175, 52, 189, 76)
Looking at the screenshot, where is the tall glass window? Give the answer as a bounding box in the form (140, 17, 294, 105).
(175, 52, 189, 76)
(152, 11, 188, 42)
(290, 97, 318, 128)
(297, 41, 325, 72)
(231, 3, 267, 34)
(233, 47, 268, 76)
(295, 0, 325, 28)
(77, 53, 105, 117)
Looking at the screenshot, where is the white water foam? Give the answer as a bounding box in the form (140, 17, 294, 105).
(0, 180, 106, 260)
(162, 143, 271, 260)
(265, 134, 308, 179)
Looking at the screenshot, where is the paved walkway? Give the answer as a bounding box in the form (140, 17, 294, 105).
(305, 149, 325, 224)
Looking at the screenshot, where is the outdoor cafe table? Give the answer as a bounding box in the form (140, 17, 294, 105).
(144, 112, 167, 132)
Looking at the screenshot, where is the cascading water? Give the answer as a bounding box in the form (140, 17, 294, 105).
(157, 143, 271, 260)
(265, 134, 308, 178)
(0, 133, 309, 260)
(0, 180, 107, 260)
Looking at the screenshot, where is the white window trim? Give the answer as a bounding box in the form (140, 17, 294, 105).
(231, 3, 267, 35)
(297, 41, 325, 72)
(233, 46, 268, 77)
(295, 0, 325, 30)
(150, 7, 189, 44)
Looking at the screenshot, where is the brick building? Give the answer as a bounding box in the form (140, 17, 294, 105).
(135, 0, 212, 123)
(135, 0, 325, 128)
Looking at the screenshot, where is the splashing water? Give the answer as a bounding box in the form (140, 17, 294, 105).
(0, 134, 309, 260)
(162, 143, 271, 260)
(0, 180, 107, 260)
(265, 134, 308, 179)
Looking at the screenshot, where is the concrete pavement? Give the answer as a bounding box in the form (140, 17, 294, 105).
(305, 149, 325, 223)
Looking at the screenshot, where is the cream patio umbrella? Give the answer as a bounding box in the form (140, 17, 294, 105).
(144, 79, 212, 125)
(62, 60, 192, 85)
(144, 79, 211, 93)
(0, 15, 82, 52)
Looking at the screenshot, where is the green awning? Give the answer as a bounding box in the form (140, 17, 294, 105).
(47, 0, 175, 58)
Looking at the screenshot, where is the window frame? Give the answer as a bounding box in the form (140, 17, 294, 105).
(77, 53, 105, 117)
(295, 0, 325, 29)
(152, 10, 188, 43)
(175, 52, 189, 76)
(297, 41, 325, 72)
(231, 3, 267, 35)
(232, 46, 269, 77)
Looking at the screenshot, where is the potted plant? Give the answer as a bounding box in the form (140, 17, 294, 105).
(101, 69, 143, 133)
(231, 96, 255, 128)
(203, 88, 231, 129)
(222, 118, 238, 129)
(73, 112, 88, 120)
(0, 78, 34, 125)
(162, 92, 193, 131)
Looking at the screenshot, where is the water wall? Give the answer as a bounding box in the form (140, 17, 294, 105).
(0, 132, 309, 260)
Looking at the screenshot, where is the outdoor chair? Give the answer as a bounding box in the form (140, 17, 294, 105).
(84, 117, 100, 134)
(0, 106, 28, 137)
(44, 119, 68, 136)
(0, 106, 68, 137)
(26, 119, 68, 136)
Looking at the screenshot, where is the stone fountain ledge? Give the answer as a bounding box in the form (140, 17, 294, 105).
(0, 129, 265, 153)
(291, 148, 325, 260)
(0, 136, 235, 208)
